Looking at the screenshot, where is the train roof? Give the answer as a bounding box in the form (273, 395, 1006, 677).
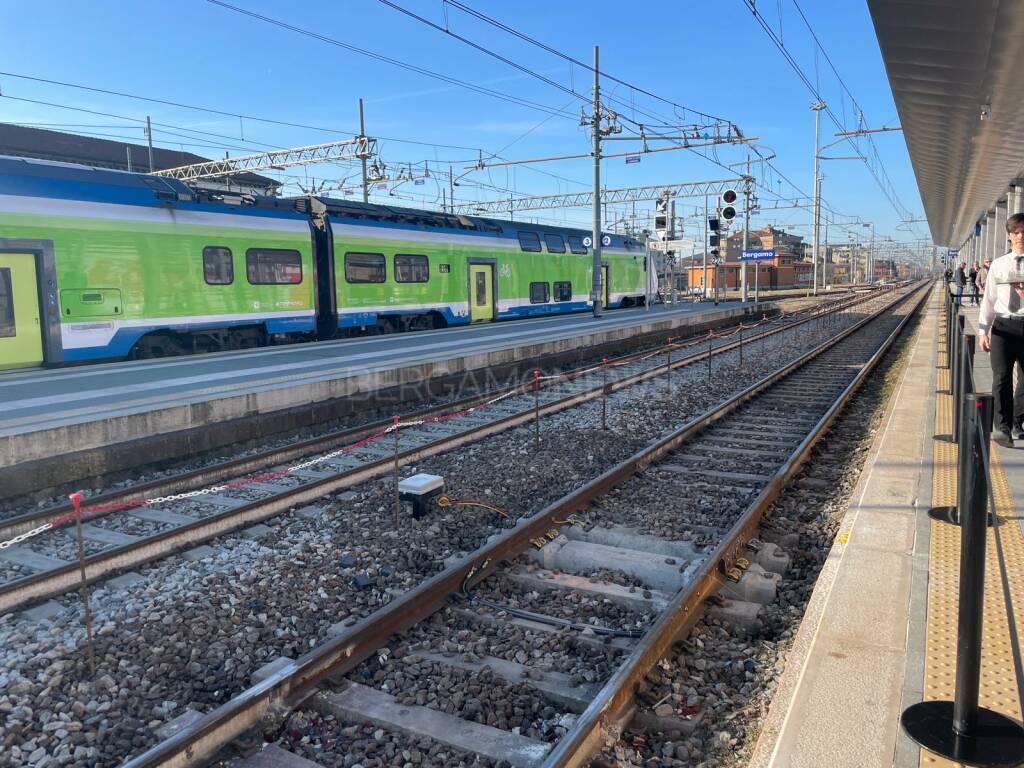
(310, 195, 644, 249)
(0, 156, 646, 248)
(0, 155, 304, 220)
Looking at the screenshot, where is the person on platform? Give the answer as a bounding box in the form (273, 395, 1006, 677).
(954, 262, 966, 306)
(969, 262, 980, 305)
(978, 213, 1024, 446)
(978, 258, 992, 292)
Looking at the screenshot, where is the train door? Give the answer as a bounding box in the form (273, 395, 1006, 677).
(469, 263, 495, 322)
(601, 265, 610, 308)
(0, 253, 43, 370)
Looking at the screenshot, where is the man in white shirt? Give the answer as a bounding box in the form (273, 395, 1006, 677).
(978, 213, 1024, 446)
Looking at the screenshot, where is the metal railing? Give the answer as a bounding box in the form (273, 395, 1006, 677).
(901, 286, 1024, 764)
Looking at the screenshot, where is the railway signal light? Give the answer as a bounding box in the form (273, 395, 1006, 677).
(708, 216, 720, 232)
(655, 196, 669, 240)
(720, 189, 738, 222)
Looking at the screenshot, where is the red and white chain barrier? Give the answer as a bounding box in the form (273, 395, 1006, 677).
(0, 304, 833, 551)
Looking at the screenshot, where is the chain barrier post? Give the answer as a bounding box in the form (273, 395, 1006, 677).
(739, 323, 744, 367)
(69, 492, 96, 674)
(393, 415, 401, 528)
(707, 332, 713, 387)
(533, 369, 541, 449)
(762, 312, 768, 356)
(601, 357, 608, 431)
(903, 393, 1024, 764)
(666, 337, 672, 395)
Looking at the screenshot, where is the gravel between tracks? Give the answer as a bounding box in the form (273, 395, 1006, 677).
(0, 306, 879, 767)
(589, 295, 923, 767)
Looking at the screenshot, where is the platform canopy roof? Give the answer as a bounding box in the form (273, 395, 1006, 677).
(868, 0, 1024, 246)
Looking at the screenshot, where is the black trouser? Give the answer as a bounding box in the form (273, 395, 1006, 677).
(989, 317, 1024, 434)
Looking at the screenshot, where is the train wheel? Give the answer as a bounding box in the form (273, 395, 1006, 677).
(133, 333, 186, 359)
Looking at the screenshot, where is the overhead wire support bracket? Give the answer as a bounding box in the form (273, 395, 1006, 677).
(462, 135, 757, 172)
(451, 178, 744, 214)
(150, 137, 377, 181)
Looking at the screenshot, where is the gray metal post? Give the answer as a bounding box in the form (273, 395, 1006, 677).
(703, 195, 709, 299)
(591, 45, 603, 318)
(995, 203, 1007, 261)
(145, 115, 154, 172)
(670, 199, 677, 305)
(742, 155, 751, 302)
(125, 146, 133, 173)
(359, 98, 369, 204)
(811, 101, 825, 296)
(869, 224, 875, 285)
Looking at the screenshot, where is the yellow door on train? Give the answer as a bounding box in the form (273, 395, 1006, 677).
(602, 265, 610, 308)
(0, 253, 43, 370)
(469, 264, 495, 322)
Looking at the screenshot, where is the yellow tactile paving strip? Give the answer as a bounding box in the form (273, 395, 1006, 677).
(921, 317, 1024, 767)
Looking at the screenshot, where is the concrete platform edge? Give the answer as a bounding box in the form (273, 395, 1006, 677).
(746, 287, 936, 768)
(0, 304, 765, 499)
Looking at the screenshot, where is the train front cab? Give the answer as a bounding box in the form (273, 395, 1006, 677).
(0, 240, 61, 371)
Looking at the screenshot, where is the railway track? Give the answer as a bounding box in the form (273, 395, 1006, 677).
(114, 281, 928, 767)
(0, 290, 881, 615)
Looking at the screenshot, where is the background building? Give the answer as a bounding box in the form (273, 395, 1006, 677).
(0, 124, 281, 197)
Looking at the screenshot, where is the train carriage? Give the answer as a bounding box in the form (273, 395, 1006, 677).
(0, 156, 317, 368)
(0, 156, 649, 370)
(317, 197, 647, 335)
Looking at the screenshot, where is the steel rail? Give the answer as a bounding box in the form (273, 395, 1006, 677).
(540, 282, 930, 768)
(0, 296, 851, 614)
(0, 292, 870, 544)
(0, 307, 781, 540)
(0, 295, 865, 553)
(120, 282, 924, 768)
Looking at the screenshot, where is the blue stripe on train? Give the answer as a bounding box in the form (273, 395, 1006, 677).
(61, 315, 317, 361)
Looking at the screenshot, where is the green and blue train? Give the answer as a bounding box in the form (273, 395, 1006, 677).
(0, 156, 649, 370)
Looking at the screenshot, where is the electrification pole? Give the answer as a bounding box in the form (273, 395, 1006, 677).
(591, 45, 603, 318)
(145, 115, 154, 172)
(742, 154, 751, 302)
(810, 99, 826, 296)
(703, 195, 709, 300)
(359, 98, 369, 203)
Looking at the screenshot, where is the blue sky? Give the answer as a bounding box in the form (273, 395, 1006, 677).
(0, 0, 926, 249)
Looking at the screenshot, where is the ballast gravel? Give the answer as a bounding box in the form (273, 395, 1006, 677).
(0, 304, 881, 767)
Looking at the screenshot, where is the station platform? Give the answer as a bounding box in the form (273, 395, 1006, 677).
(0, 299, 770, 498)
(749, 286, 1024, 768)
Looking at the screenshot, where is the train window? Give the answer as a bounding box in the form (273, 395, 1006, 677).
(554, 281, 572, 302)
(518, 231, 542, 252)
(0, 268, 13, 338)
(394, 253, 429, 283)
(344, 252, 386, 283)
(246, 249, 302, 285)
(568, 236, 587, 254)
(203, 247, 234, 285)
(529, 282, 550, 303)
(545, 234, 566, 253)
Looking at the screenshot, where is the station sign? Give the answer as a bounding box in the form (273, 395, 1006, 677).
(740, 248, 776, 261)
(948, 249, 960, 257)
(625, 154, 641, 164)
(649, 239, 694, 252)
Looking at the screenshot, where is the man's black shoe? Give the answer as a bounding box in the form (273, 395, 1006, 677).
(994, 431, 1014, 448)
(1014, 425, 1023, 441)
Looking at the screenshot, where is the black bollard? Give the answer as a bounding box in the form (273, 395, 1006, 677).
(952, 322, 963, 443)
(902, 393, 1024, 765)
